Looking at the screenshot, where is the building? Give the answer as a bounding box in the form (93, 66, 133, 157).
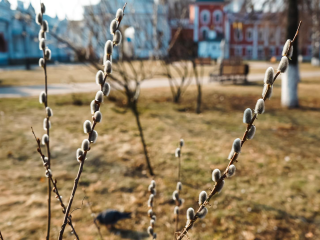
(0, 0, 71, 66)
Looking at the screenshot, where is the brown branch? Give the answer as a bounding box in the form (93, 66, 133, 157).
(58, 4, 127, 239)
(0, 230, 4, 240)
(176, 21, 302, 240)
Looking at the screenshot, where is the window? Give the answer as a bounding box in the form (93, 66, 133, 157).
(200, 10, 210, 25)
(258, 47, 264, 59)
(200, 26, 209, 40)
(213, 10, 223, 24)
(234, 29, 243, 42)
(246, 28, 253, 42)
(0, 33, 7, 52)
(235, 47, 242, 56)
(246, 47, 252, 58)
(258, 29, 264, 41)
(269, 29, 275, 42)
(269, 46, 275, 57)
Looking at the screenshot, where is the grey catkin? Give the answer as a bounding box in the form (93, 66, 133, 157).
(41, 3, 46, 14)
(42, 134, 49, 145)
(102, 82, 111, 96)
(153, 233, 157, 239)
(243, 108, 252, 124)
(39, 91, 46, 104)
(212, 169, 221, 182)
(94, 111, 102, 123)
(264, 67, 274, 85)
(186, 207, 195, 220)
(151, 180, 156, 188)
(110, 19, 118, 35)
(172, 190, 179, 201)
(176, 181, 182, 191)
(262, 84, 273, 99)
(45, 169, 52, 178)
(105, 40, 113, 56)
(46, 107, 53, 117)
(36, 13, 42, 25)
(282, 39, 291, 56)
(226, 164, 236, 178)
(89, 130, 98, 143)
(216, 180, 225, 193)
(90, 100, 99, 114)
(113, 30, 122, 45)
(180, 139, 184, 147)
(228, 149, 235, 160)
(232, 138, 241, 153)
(76, 148, 84, 162)
(45, 48, 51, 60)
(43, 118, 51, 130)
(96, 70, 104, 85)
(38, 30, 46, 41)
(278, 56, 289, 73)
(147, 199, 153, 208)
(95, 91, 104, 103)
(247, 125, 256, 140)
(83, 120, 92, 133)
(147, 226, 153, 236)
(81, 139, 90, 151)
(42, 20, 49, 32)
(174, 206, 179, 215)
(150, 219, 155, 228)
(197, 207, 208, 219)
(148, 209, 154, 218)
(175, 148, 181, 158)
(39, 38, 45, 50)
(116, 8, 124, 21)
(198, 191, 207, 205)
(39, 58, 45, 68)
(104, 60, 112, 74)
(254, 98, 265, 114)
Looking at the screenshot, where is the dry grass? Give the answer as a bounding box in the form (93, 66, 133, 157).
(0, 74, 320, 240)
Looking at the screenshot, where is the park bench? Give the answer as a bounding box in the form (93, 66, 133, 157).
(195, 57, 211, 65)
(209, 59, 249, 84)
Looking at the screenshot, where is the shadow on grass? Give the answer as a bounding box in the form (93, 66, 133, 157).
(110, 227, 149, 239)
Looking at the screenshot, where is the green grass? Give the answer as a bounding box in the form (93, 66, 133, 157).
(0, 75, 320, 239)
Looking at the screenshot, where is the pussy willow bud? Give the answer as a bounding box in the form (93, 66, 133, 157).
(113, 30, 122, 45)
(185, 220, 193, 229)
(216, 180, 225, 193)
(36, 13, 42, 25)
(243, 108, 252, 124)
(38, 30, 46, 41)
(45, 48, 51, 60)
(174, 206, 179, 215)
(46, 107, 53, 117)
(198, 191, 207, 205)
(39, 91, 46, 104)
(42, 20, 49, 32)
(149, 194, 154, 204)
(76, 148, 84, 162)
(186, 207, 195, 220)
(45, 169, 52, 178)
(42, 134, 49, 145)
(151, 180, 156, 188)
(110, 19, 118, 35)
(176, 182, 182, 191)
(180, 139, 184, 147)
(90, 100, 99, 114)
(212, 169, 221, 182)
(94, 111, 102, 123)
(226, 164, 236, 178)
(282, 40, 291, 56)
(150, 219, 155, 228)
(152, 215, 156, 221)
(289, 45, 293, 59)
(104, 60, 112, 74)
(264, 67, 274, 85)
(172, 190, 179, 201)
(255, 98, 265, 114)
(96, 70, 104, 85)
(105, 40, 113, 56)
(41, 3, 46, 13)
(148, 209, 154, 218)
(147, 199, 153, 208)
(103, 82, 111, 96)
(197, 207, 208, 219)
(153, 233, 157, 239)
(262, 84, 273, 99)
(39, 58, 45, 68)
(95, 91, 104, 103)
(83, 120, 92, 133)
(278, 56, 289, 73)
(147, 226, 154, 236)
(232, 138, 241, 153)
(43, 118, 51, 130)
(228, 149, 235, 160)
(82, 139, 90, 151)
(247, 125, 256, 140)
(175, 148, 181, 157)
(116, 8, 124, 21)
(39, 38, 45, 50)
(89, 130, 98, 143)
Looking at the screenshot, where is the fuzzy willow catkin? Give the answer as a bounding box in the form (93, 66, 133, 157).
(42, 134, 49, 145)
(176, 181, 182, 191)
(43, 118, 51, 130)
(46, 107, 53, 117)
(110, 19, 118, 35)
(105, 40, 113, 56)
(38, 31, 46, 41)
(186, 208, 195, 220)
(232, 138, 241, 153)
(39, 91, 46, 104)
(198, 191, 207, 205)
(282, 40, 291, 56)
(278, 56, 289, 73)
(42, 20, 49, 32)
(102, 82, 111, 96)
(90, 100, 99, 114)
(96, 70, 104, 85)
(83, 120, 92, 133)
(81, 139, 90, 151)
(243, 108, 252, 124)
(264, 67, 274, 85)
(39, 38, 45, 50)
(255, 98, 265, 114)
(175, 148, 181, 158)
(94, 111, 102, 123)
(36, 13, 42, 25)
(39, 58, 45, 68)
(196, 207, 208, 219)
(104, 60, 112, 74)
(89, 130, 98, 143)
(247, 125, 256, 140)
(172, 190, 179, 201)
(41, 3, 45, 13)
(95, 91, 104, 103)
(180, 139, 184, 147)
(116, 8, 123, 21)
(212, 169, 221, 182)
(45, 49, 51, 60)
(216, 180, 225, 193)
(113, 30, 122, 45)
(226, 164, 236, 178)
(76, 148, 84, 162)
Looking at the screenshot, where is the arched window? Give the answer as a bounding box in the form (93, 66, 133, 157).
(213, 10, 223, 24)
(234, 29, 243, 42)
(246, 28, 253, 42)
(200, 10, 210, 25)
(200, 26, 209, 40)
(258, 28, 264, 41)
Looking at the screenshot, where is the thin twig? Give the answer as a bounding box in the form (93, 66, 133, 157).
(31, 128, 79, 240)
(58, 4, 127, 239)
(176, 21, 302, 240)
(0, 230, 4, 240)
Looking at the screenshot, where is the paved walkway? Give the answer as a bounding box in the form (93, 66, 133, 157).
(1, 71, 320, 98)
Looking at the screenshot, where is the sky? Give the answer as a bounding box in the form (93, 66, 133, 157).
(9, 0, 101, 20)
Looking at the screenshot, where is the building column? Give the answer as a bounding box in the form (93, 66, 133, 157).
(193, 5, 199, 42)
(252, 23, 258, 60)
(224, 16, 230, 59)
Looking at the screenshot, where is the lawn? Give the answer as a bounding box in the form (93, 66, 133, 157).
(0, 72, 320, 240)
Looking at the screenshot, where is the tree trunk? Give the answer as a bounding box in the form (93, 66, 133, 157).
(131, 102, 154, 176)
(192, 61, 202, 114)
(174, 88, 181, 103)
(281, 0, 300, 108)
(311, 0, 320, 66)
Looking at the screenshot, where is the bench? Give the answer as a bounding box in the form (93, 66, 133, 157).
(209, 60, 249, 84)
(195, 57, 211, 65)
